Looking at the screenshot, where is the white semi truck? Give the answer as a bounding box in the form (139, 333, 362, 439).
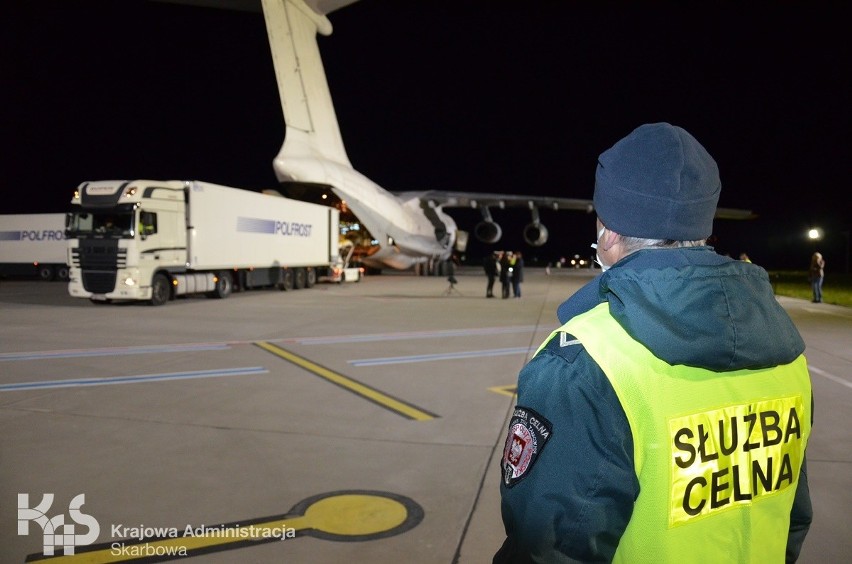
(0, 213, 70, 281)
(65, 180, 341, 305)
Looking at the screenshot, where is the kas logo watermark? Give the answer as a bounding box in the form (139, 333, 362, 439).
(18, 493, 100, 556)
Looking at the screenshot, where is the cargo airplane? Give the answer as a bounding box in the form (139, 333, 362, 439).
(167, 0, 755, 273)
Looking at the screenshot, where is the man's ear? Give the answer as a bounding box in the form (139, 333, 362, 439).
(601, 228, 619, 251)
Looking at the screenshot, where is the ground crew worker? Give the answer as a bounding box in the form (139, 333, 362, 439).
(495, 123, 813, 563)
(510, 251, 524, 298)
(500, 251, 512, 299)
(484, 251, 500, 298)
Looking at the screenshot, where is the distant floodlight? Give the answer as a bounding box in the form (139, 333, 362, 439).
(808, 228, 822, 240)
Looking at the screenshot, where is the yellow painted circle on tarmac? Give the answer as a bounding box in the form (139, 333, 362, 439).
(303, 493, 409, 536)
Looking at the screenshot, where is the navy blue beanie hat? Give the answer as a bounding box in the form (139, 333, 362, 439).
(593, 122, 721, 240)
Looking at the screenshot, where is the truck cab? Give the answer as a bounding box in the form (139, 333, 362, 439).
(66, 180, 188, 304)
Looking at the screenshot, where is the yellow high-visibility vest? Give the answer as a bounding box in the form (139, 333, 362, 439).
(542, 303, 811, 563)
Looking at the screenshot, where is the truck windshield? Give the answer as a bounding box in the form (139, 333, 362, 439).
(66, 210, 135, 238)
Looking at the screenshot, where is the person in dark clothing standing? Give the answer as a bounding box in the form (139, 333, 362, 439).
(496, 123, 813, 563)
(484, 252, 500, 298)
(499, 251, 511, 299)
(510, 251, 524, 298)
(808, 252, 825, 303)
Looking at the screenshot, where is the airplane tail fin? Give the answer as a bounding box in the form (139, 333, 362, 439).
(261, 0, 353, 176)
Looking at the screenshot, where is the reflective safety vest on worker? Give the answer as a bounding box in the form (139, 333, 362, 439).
(546, 302, 812, 563)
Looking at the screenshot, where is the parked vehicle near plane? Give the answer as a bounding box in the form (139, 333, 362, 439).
(0, 213, 69, 281)
(65, 179, 341, 305)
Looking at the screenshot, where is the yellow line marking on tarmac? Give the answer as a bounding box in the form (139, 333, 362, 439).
(489, 384, 517, 397)
(255, 341, 438, 421)
(27, 491, 424, 562)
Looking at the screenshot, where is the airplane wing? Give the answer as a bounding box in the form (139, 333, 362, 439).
(394, 189, 754, 249)
(394, 190, 757, 220)
(149, 0, 357, 16)
(397, 190, 755, 219)
(395, 190, 595, 213)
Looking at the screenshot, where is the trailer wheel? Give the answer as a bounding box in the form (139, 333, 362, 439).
(38, 265, 54, 281)
(277, 269, 294, 291)
(211, 271, 233, 299)
(305, 267, 316, 288)
(294, 268, 307, 289)
(56, 265, 70, 281)
(150, 274, 171, 306)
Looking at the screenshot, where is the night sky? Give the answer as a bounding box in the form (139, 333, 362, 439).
(3, 1, 849, 270)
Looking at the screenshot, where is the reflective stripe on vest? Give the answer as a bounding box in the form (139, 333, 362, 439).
(545, 303, 812, 563)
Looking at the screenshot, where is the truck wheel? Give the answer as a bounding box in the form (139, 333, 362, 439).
(38, 265, 54, 281)
(305, 267, 316, 288)
(294, 268, 307, 289)
(150, 274, 171, 306)
(56, 265, 70, 281)
(277, 269, 294, 291)
(211, 271, 233, 299)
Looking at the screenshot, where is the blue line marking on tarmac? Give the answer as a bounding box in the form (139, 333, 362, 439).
(349, 347, 535, 367)
(0, 343, 231, 362)
(0, 367, 268, 392)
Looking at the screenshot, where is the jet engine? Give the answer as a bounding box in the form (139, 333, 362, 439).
(523, 222, 549, 246)
(474, 220, 502, 244)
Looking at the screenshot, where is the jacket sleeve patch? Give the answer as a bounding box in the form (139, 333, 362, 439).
(501, 406, 553, 488)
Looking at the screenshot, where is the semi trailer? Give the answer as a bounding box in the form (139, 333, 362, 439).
(66, 180, 340, 305)
(0, 213, 70, 281)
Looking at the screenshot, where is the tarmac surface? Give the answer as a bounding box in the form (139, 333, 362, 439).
(1, 267, 850, 563)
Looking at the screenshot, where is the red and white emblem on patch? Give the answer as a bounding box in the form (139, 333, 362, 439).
(506, 424, 533, 474)
(501, 406, 552, 488)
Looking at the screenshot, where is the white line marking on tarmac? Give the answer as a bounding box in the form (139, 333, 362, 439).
(0, 343, 231, 362)
(282, 326, 547, 345)
(0, 367, 268, 392)
(809, 365, 852, 389)
(349, 347, 536, 366)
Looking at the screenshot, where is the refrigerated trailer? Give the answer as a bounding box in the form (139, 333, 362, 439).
(0, 214, 70, 281)
(66, 180, 340, 305)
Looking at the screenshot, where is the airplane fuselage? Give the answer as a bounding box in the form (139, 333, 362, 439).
(273, 153, 457, 270)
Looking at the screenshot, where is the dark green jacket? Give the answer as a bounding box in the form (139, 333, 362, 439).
(496, 247, 812, 563)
